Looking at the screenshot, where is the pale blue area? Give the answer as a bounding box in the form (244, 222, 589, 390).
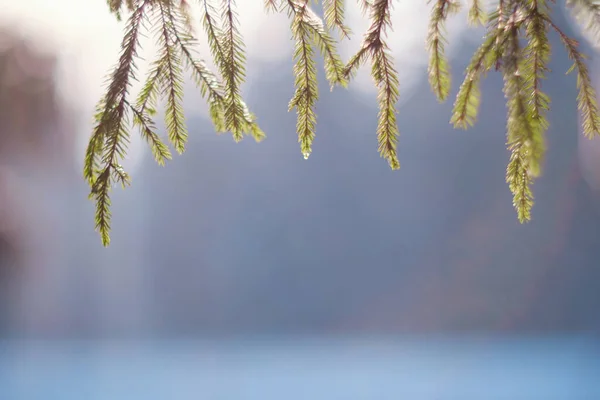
(0, 337, 598, 400)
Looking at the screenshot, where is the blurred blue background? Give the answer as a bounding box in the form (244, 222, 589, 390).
(0, 1, 599, 399)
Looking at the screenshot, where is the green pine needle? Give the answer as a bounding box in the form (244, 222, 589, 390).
(323, 0, 352, 38)
(86, 0, 600, 245)
(288, 0, 319, 159)
(286, 0, 347, 159)
(344, 0, 401, 169)
(548, 17, 600, 138)
(450, 30, 498, 129)
(85, 0, 148, 246)
(157, 0, 189, 154)
(427, 0, 461, 102)
(468, 0, 486, 26)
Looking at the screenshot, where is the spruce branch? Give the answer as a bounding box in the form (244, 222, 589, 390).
(217, 0, 250, 141)
(344, 0, 401, 170)
(521, 0, 551, 178)
(468, 0, 486, 26)
(427, 0, 461, 102)
(323, 0, 352, 38)
(285, 0, 347, 159)
(450, 30, 499, 128)
(502, 10, 540, 223)
(198, 0, 263, 142)
(547, 17, 600, 139)
(291, 1, 348, 89)
(129, 101, 173, 165)
(506, 141, 535, 223)
(179, 49, 228, 133)
(287, 0, 319, 159)
(156, 0, 189, 154)
(136, 61, 164, 116)
(490, 0, 509, 71)
(85, 0, 149, 246)
(89, 0, 600, 245)
(171, 2, 262, 138)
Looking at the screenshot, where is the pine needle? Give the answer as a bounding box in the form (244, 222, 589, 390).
(87, 0, 600, 245)
(85, 0, 149, 246)
(547, 17, 600, 138)
(468, 0, 487, 26)
(286, 0, 346, 159)
(288, 0, 319, 159)
(427, 0, 461, 102)
(344, 0, 401, 169)
(323, 0, 352, 38)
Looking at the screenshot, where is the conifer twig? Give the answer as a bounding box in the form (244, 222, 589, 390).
(87, 0, 600, 245)
(344, 0, 401, 169)
(286, 0, 346, 159)
(546, 16, 600, 139)
(85, 0, 149, 246)
(427, 0, 461, 102)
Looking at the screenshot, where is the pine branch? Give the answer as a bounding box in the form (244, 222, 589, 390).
(427, 0, 461, 102)
(344, 0, 400, 169)
(502, 11, 539, 223)
(288, 0, 319, 159)
(200, 0, 241, 140)
(180, 50, 228, 133)
(468, 0, 486, 26)
(323, 0, 352, 38)
(129, 101, 173, 165)
(218, 0, 250, 141)
(89, 0, 600, 245)
(85, 0, 148, 246)
(90, 168, 113, 246)
(284, 0, 346, 159)
(506, 143, 535, 223)
(451, 1, 524, 129)
(521, 0, 550, 178)
(157, 0, 188, 154)
(450, 30, 499, 128)
(198, 1, 264, 142)
(290, 1, 347, 88)
(136, 61, 163, 116)
(200, 0, 227, 71)
(343, 46, 370, 80)
(490, 0, 509, 71)
(547, 17, 600, 139)
(165, 3, 228, 134)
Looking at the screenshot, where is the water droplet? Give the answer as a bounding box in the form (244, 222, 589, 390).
(303, 152, 310, 160)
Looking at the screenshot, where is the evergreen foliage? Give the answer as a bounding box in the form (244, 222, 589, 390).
(88, 0, 600, 246)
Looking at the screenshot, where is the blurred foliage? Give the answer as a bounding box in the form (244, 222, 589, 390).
(87, 0, 600, 245)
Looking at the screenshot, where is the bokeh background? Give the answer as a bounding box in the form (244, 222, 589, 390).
(0, 1, 599, 399)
